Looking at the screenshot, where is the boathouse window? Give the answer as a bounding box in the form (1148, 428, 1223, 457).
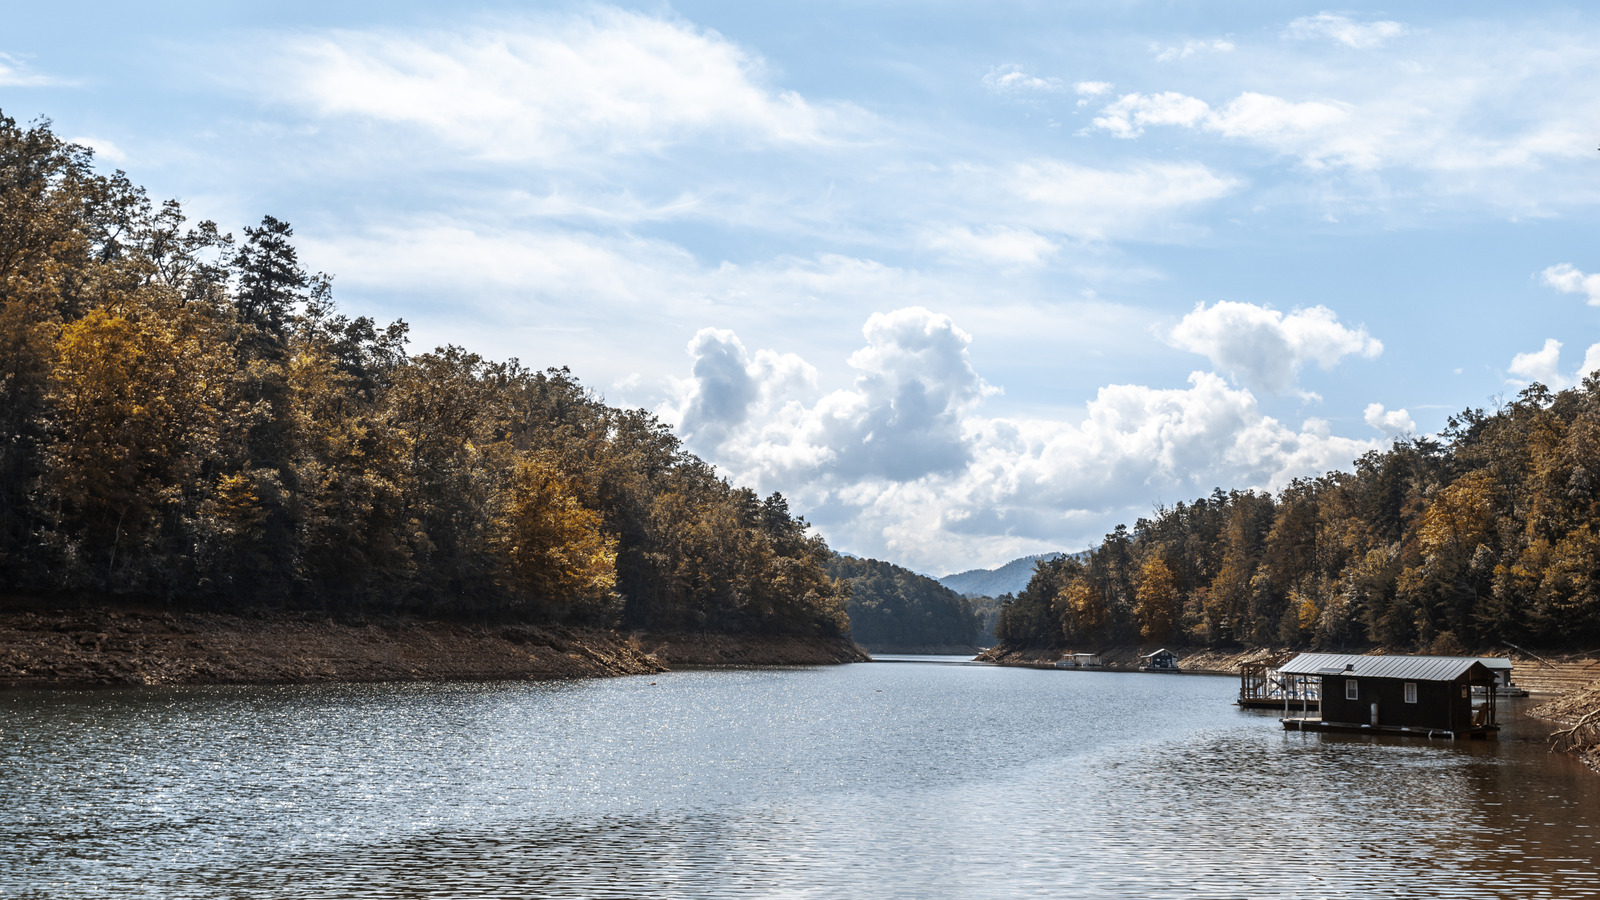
(1404, 682, 1417, 703)
(1345, 679, 1358, 700)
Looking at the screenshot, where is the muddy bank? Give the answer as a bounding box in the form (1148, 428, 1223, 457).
(0, 606, 866, 688)
(638, 632, 870, 666)
(976, 643, 1290, 675)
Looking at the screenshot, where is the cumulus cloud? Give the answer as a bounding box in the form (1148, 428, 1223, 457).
(1154, 39, 1235, 63)
(671, 328, 817, 446)
(1508, 338, 1600, 390)
(1168, 301, 1383, 393)
(1286, 13, 1407, 49)
(671, 307, 993, 483)
(671, 309, 1386, 571)
(1074, 81, 1113, 97)
(1541, 263, 1600, 306)
(1363, 403, 1415, 438)
(272, 9, 845, 163)
(983, 64, 1065, 94)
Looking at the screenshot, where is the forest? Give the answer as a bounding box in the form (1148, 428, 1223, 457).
(825, 555, 980, 649)
(0, 113, 848, 637)
(996, 380, 1600, 652)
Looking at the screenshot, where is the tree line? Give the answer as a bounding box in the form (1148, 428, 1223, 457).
(997, 381, 1600, 653)
(0, 113, 848, 636)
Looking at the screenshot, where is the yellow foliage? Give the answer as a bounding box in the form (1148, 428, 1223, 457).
(1294, 589, 1319, 632)
(1419, 471, 1496, 559)
(48, 298, 239, 529)
(492, 453, 617, 612)
(1134, 555, 1179, 642)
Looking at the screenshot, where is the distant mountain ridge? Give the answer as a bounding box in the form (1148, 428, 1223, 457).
(938, 552, 1079, 597)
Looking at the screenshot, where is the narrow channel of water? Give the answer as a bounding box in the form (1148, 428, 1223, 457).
(2, 659, 1596, 898)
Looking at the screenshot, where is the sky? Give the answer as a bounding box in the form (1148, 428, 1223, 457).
(5, 1, 1600, 575)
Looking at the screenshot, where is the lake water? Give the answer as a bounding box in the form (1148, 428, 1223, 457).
(3, 657, 1598, 898)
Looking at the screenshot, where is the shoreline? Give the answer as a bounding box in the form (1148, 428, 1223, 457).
(976, 642, 1600, 686)
(982, 641, 1600, 773)
(975, 643, 1287, 675)
(0, 605, 867, 689)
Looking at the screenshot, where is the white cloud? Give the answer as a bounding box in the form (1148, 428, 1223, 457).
(983, 64, 1065, 94)
(1363, 403, 1415, 438)
(1086, 27, 1600, 183)
(0, 53, 58, 87)
(1168, 301, 1383, 393)
(669, 309, 1385, 571)
(1541, 263, 1600, 306)
(1508, 338, 1600, 390)
(1091, 92, 1213, 138)
(1092, 91, 1361, 167)
(1074, 81, 1113, 97)
(922, 225, 1056, 265)
(1286, 13, 1407, 49)
(300, 223, 695, 303)
(1154, 39, 1236, 63)
(669, 307, 995, 483)
(1509, 338, 1564, 387)
(671, 328, 818, 446)
(272, 10, 846, 164)
(1006, 159, 1240, 239)
(67, 136, 127, 164)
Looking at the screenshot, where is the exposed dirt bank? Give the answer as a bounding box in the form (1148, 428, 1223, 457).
(639, 632, 870, 667)
(975, 643, 1292, 675)
(0, 606, 866, 688)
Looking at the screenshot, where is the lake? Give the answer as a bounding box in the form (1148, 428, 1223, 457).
(3, 657, 1598, 898)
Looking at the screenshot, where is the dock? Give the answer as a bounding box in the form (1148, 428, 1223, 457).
(1237, 652, 1319, 710)
(1281, 715, 1496, 740)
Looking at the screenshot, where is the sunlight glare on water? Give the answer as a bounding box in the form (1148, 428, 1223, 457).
(2, 660, 1598, 898)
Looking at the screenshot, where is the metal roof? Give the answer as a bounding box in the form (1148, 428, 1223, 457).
(1276, 653, 1490, 682)
(1476, 657, 1513, 671)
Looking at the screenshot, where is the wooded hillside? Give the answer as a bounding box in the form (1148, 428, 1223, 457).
(0, 114, 847, 637)
(827, 555, 979, 648)
(997, 381, 1600, 652)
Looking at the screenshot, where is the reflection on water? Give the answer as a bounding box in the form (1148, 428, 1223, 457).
(3, 658, 1597, 898)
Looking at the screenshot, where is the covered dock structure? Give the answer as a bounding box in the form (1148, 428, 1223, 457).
(1238, 652, 1319, 710)
(1276, 653, 1499, 739)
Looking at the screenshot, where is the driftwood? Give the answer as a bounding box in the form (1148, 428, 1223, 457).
(1550, 707, 1600, 755)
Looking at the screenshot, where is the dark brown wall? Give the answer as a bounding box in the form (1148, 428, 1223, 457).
(1319, 675, 1470, 730)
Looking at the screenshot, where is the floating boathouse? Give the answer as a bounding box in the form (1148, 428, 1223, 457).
(1276, 653, 1499, 739)
(1138, 648, 1180, 672)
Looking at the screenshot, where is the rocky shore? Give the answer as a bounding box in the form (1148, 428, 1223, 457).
(0, 605, 868, 688)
